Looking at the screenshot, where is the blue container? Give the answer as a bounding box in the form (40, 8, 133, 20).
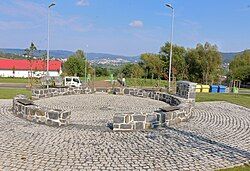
(218, 85, 226, 93)
(210, 85, 218, 93)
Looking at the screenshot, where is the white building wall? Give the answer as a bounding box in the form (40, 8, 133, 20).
(0, 70, 60, 78)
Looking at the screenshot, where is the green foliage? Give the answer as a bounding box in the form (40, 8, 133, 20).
(229, 50, 250, 83)
(63, 50, 87, 77)
(131, 64, 144, 78)
(186, 42, 222, 84)
(140, 53, 164, 79)
(160, 42, 187, 80)
(24, 42, 37, 60)
(95, 67, 109, 77)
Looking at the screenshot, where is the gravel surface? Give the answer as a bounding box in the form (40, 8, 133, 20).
(0, 95, 249, 171)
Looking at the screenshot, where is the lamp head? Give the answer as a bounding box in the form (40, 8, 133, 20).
(49, 3, 55, 8)
(165, 3, 173, 9)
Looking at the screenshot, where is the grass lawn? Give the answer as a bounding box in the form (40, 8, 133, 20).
(0, 88, 31, 99)
(218, 163, 250, 171)
(196, 93, 250, 108)
(0, 77, 28, 83)
(126, 78, 168, 88)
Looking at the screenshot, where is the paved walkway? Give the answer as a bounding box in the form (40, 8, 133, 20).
(0, 95, 249, 171)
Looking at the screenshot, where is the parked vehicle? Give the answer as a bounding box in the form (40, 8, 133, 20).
(64, 77, 82, 87)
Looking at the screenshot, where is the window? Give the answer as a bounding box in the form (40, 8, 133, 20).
(73, 78, 79, 83)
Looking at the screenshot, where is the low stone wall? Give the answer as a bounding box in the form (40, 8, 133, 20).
(28, 81, 196, 130)
(13, 95, 71, 127)
(112, 88, 194, 131)
(32, 87, 92, 99)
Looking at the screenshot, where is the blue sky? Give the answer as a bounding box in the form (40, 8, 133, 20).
(0, 0, 249, 56)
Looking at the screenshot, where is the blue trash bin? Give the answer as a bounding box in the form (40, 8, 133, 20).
(218, 85, 226, 93)
(210, 85, 218, 93)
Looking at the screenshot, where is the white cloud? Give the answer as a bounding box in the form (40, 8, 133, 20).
(76, 0, 89, 7)
(129, 20, 144, 28)
(0, 0, 91, 32)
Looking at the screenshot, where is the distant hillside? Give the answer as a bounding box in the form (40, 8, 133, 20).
(0, 48, 248, 63)
(0, 48, 139, 62)
(221, 52, 238, 63)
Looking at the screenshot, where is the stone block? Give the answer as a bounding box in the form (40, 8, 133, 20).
(48, 110, 60, 120)
(113, 114, 126, 123)
(37, 116, 46, 123)
(113, 124, 120, 130)
(146, 114, 157, 123)
(143, 92, 148, 98)
(132, 114, 146, 122)
(120, 123, 133, 130)
(134, 122, 145, 130)
(61, 111, 71, 119)
(46, 119, 60, 127)
(145, 123, 152, 129)
(35, 109, 46, 117)
(124, 88, 130, 95)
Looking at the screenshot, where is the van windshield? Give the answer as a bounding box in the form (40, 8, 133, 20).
(66, 78, 71, 82)
(73, 78, 79, 83)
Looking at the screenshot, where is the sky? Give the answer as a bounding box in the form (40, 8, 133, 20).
(0, 0, 249, 56)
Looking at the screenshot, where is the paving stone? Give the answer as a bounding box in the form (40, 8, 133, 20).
(0, 97, 249, 170)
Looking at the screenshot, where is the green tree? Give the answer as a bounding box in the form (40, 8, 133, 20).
(229, 50, 250, 83)
(119, 63, 134, 78)
(24, 42, 37, 87)
(63, 50, 87, 77)
(140, 53, 163, 79)
(131, 64, 144, 78)
(160, 42, 187, 80)
(186, 42, 222, 84)
(95, 67, 109, 77)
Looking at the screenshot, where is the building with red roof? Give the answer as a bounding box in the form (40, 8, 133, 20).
(0, 59, 62, 78)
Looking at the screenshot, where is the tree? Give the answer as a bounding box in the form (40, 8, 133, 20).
(119, 63, 134, 78)
(131, 64, 144, 78)
(160, 42, 187, 80)
(24, 42, 37, 87)
(63, 50, 87, 77)
(140, 53, 164, 79)
(229, 50, 250, 83)
(95, 67, 109, 77)
(186, 42, 222, 84)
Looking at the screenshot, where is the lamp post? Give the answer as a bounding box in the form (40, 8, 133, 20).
(165, 3, 174, 92)
(85, 45, 89, 84)
(47, 3, 55, 88)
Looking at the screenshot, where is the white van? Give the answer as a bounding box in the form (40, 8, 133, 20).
(64, 77, 82, 87)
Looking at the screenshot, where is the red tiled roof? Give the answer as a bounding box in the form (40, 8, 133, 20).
(0, 59, 61, 71)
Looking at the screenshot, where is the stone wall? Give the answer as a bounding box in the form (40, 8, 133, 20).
(176, 81, 197, 100)
(32, 87, 92, 100)
(112, 81, 196, 131)
(13, 95, 71, 127)
(29, 81, 196, 130)
(112, 88, 194, 131)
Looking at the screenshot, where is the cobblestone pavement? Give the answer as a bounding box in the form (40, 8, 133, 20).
(0, 95, 249, 171)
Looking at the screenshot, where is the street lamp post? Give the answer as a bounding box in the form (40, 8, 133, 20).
(47, 3, 55, 88)
(165, 3, 174, 92)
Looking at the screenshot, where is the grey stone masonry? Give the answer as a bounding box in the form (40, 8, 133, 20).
(13, 95, 71, 126)
(113, 81, 197, 131)
(32, 87, 92, 100)
(176, 81, 197, 100)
